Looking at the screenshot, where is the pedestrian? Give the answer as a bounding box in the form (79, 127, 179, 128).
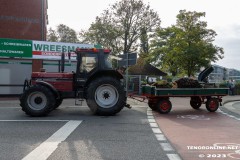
(229, 79, 236, 96)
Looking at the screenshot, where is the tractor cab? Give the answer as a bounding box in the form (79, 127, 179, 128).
(75, 48, 112, 77)
(73, 48, 122, 88)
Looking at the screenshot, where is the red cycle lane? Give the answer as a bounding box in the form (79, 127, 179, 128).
(154, 97, 240, 160)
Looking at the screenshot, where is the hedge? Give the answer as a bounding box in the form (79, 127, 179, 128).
(219, 82, 240, 95)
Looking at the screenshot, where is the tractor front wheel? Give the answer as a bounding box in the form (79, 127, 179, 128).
(20, 85, 56, 116)
(86, 77, 125, 116)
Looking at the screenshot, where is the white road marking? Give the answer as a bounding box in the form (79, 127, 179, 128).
(149, 122, 158, 128)
(147, 109, 181, 160)
(0, 107, 20, 108)
(147, 115, 154, 119)
(0, 120, 69, 122)
(131, 105, 147, 108)
(147, 111, 153, 116)
(167, 154, 182, 160)
(177, 115, 210, 120)
(152, 128, 162, 134)
(22, 120, 82, 160)
(155, 134, 167, 141)
(160, 143, 174, 151)
(148, 118, 156, 123)
(66, 106, 88, 108)
(218, 107, 240, 121)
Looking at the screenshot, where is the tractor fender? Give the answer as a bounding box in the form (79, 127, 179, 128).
(23, 79, 30, 92)
(85, 70, 124, 95)
(34, 81, 60, 99)
(85, 70, 124, 88)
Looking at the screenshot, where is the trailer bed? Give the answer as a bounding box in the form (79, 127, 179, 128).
(141, 85, 229, 114)
(142, 86, 228, 97)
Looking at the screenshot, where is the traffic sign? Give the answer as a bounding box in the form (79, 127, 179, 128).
(117, 53, 137, 67)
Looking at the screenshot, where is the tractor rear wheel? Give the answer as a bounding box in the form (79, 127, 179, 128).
(20, 85, 56, 116)
(86, 77, 125, 116)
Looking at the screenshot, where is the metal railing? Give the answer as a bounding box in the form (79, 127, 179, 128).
(0, 84, 23, 97)
(0, 84, 24, 87)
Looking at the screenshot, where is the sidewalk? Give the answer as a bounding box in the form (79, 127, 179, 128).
(222, 95, 240, 104)
(221, 95, 240, 117)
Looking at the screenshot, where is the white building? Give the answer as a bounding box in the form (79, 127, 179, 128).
(208, 64, 240, 83)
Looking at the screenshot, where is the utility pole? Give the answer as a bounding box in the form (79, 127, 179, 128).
(125, 52, 129, 96)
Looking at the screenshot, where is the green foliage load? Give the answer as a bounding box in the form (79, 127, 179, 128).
(151, 78, 202, 88)
(175, 78, 202, 88)
(151, 80, 172, 88)
(219, 82, 228, 88)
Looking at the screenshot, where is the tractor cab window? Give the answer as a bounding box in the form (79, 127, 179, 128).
(104, 54, 112, 69)
(80, 54, 98, 73)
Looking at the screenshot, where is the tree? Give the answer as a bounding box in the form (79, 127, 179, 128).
(150, 26, 181, 76)
(80, 0, 161, 55)
(47, 27, 58, 42)
(150, 10, 224, 77)
(139, 27, 149, 57)
(79, 16, 123, 55)
(57, 24, 79, 43)
(47, 24, 79, 43)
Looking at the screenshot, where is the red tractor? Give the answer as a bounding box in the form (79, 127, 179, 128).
(20, 48, 127, 116)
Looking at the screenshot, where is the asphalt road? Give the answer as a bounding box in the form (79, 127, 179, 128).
(0, 99, 169, 160)
(0, 97, 239, 160)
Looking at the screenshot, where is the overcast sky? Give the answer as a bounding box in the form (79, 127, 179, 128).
(48, 0, 240, 70)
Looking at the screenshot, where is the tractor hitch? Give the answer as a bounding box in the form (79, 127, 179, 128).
(124, 103, 132, 109)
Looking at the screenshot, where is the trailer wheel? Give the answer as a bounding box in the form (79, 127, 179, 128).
(20, 85, 56, 116)
(148, 99, 158, 110)
(157, 99, 172, 114)
(148, 102, 157, 111)
(206, 98, 219, 112)
(190, 97, 202, 109)
(86, 77, 125, 116)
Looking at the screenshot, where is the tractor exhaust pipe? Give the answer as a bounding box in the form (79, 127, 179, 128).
(60, 51, 65, 73)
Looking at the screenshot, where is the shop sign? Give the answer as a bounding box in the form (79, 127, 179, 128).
(0, 38, 32, 58)
(0, 38, 100, 60)
(32, 41, 95, 60)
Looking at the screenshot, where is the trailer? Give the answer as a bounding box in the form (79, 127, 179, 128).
(141, 85, 228, 114)
(138, 66, 229, 114)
